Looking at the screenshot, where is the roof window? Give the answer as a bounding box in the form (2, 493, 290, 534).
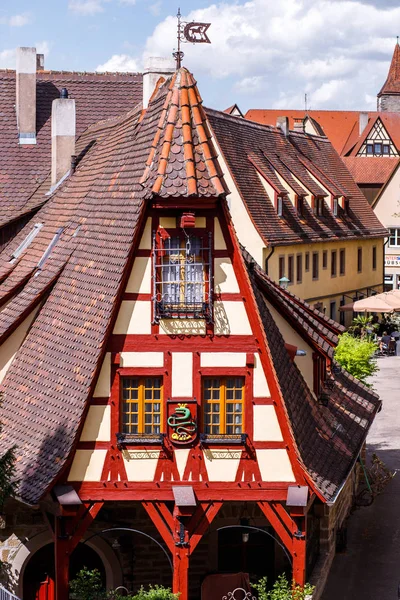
(10, 223, 43, 263)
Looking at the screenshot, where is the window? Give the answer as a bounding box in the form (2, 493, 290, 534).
(389, 228, 400, 247)
(277, 196, 283, 217)
(153, 232, 212, 322)
(340, 249, 345, 275)
(322, 250, 328, 269)
(331, 250, 337, 276)
(279, 256, 285, 280)
(297, 196, 304, 217)
(203, 377, 244, 434)
(357, 247, 362, 273)
(383, 144, 390, 155)
(296, 254, 302, 283)
(314, 198, 324, 217)
(374, 143, 382, 155)
(312, 252, 319, 280)
(366, 144, 373, 155)
(121, 377, 162, 434)
(332, 197, 339, 216)
(305, 252, 310, 272)
(330, 301, 336, 321)
(372, 246, 377, 270)
(288, 255, 294, 284)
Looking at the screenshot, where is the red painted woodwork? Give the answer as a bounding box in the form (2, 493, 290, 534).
(36, 576, 54, 600)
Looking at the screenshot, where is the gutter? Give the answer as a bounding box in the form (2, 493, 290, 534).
(264, 245, 275, 275)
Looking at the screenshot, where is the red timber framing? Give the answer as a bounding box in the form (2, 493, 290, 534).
(54, 502, 104, 600)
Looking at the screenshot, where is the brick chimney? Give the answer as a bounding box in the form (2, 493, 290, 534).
(36, 54, 44, 71)
(51, 89, 76, 187)
(143, 57, 175, 109)
(359, 112, 369, 136)
(16, 47, 37, 145)
(276, 116, 289, 136)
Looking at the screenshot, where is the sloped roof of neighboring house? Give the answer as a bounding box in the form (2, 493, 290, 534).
(0, 69, 142, 229)
(206, 109, 387, 246)
(342, 156, 399, 185)
(378, 42, 400, 96)
(245, 253, 381, 502)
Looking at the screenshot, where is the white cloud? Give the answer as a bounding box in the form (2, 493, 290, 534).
(0, 12, 31, 26)
(141, 0, 400, 109)
(68, 0, 104, 15)
(96, 53, 140, 72)
(0, 48, 15, 69)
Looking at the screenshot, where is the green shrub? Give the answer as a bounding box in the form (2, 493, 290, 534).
(126, 585, 179, 600)
(334, 332, 378, 386)
(253, 574, 314, 600)
(70, 567, 106, 600)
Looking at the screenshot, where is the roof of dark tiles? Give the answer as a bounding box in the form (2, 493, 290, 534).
(206, 109, 387, 246)
(0, 69, 142, 229)
(244, 252, 381, 502)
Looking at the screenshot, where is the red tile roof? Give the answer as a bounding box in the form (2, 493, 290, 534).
(342, 156, 399, 185)
(0, 70, 142, 229)
(207, 109, 387, 245)
(378, 42, 400, 96)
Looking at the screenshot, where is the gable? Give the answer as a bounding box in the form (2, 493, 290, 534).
(357, 118, 399, 157)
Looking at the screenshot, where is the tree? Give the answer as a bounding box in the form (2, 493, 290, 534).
(334, 332, 378, 386)
(0, 412, 17, 576)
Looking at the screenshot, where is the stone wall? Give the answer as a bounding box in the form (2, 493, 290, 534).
(378, 94, 400, 112)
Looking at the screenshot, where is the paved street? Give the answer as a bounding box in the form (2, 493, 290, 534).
(323, 356, 400, 600)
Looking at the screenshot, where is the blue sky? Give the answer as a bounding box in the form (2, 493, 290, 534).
(1, 0, 399, 112)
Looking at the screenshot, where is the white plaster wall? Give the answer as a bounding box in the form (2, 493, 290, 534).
(214, 217, 227, 250)
(68, 449, 107, 481)
(253, 352, 271, 397)
(214, 257, 240, 293)
(122, 450, 160, 481)
(120, 352, 164, 367)
(125, 257, 151, 294)
(80, 406, 111, 442)
(264, 298, 314, 393)
(253, 405, 283, 441)
(256, 449, 295, 481)
(0, 308, 39, 384)
(203, 451, 241, 481)
(93, 352, 111, 397)
(214, 300, 252, 335)
(200, 352, 246, 367)
(374, 164, 400, 229)
(172, 352, 193, 397)
(175, 448, 190, 479)
(275, 171, 297, 204)
(139, 217, 152, 250)
(113, 301, 151, 334)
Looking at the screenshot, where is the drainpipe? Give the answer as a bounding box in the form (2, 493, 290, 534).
(383, 236, 389, 290)
(265, 246, 275, 275)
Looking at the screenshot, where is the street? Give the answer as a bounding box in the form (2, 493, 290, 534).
(323, 355, 400, 600)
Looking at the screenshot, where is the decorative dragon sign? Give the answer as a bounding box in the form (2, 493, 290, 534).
(167, 402, 197, 445)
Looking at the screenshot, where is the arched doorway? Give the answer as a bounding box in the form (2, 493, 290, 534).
(23, 542, 106, 600)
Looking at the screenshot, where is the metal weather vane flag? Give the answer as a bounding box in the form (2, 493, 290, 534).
(173, 7, 212, 69)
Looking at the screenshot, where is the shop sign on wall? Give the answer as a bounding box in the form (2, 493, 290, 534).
(385, 255, 400, 266)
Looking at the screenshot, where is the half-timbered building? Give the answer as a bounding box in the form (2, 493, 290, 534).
(0, 67, 380, 600)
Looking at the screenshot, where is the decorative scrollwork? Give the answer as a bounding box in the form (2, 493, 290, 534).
(222, 588, 256, 600)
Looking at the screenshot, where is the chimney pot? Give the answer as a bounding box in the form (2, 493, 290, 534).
(359, 112, 369, 136)
(36, 54, 44, 71)
(51, 97, 76, 186)
(143, 56, 175, 109)
(276, 116, 289, 136)
(60, 88, 69, 99)
(16, 47, 37, 145)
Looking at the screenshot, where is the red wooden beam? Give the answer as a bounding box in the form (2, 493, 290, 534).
(257, 501, 293, 554)
(142, 501, 175, 554)
(188, 502, 222, 555)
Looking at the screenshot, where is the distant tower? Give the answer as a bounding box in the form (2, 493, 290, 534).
(377, 39, 400, 112)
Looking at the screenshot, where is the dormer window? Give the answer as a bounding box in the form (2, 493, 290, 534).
(297, 196, 304, 217)
(153, 228, 212, 323)
(277, 196, 283, 217)
(333, 197, 339, 216)
(315, 197, 324, 217)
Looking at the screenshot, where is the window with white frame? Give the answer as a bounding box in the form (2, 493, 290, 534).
(389, 228, 400, 247)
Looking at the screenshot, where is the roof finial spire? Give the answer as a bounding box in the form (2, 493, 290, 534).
(397, 35, 399, 46)
(172, 8, 212, 70)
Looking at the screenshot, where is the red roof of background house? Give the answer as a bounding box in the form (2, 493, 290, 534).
(0, 70, 142, 229)
(378, 42, 400, 96)
(342, 156, 399, 185)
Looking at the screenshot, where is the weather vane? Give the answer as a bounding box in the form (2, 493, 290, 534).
(173, 7, 211, 69)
